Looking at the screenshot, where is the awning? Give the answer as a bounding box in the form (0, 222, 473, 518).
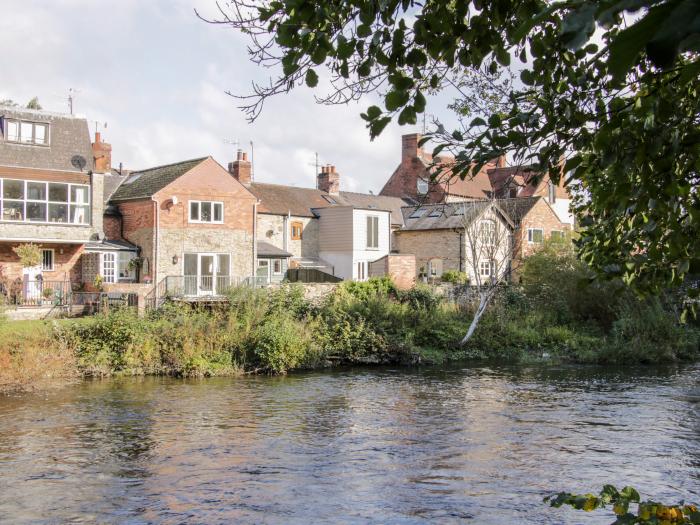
(257, 240, 292, 258)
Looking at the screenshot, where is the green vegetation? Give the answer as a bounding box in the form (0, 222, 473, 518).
(1, 244, 698, 392)
(221, 0, 699, 299)
(546, 485, 700, 524)
(441, 270, 469, 284)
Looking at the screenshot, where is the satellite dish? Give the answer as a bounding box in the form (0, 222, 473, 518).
(71, 155, 87, 171)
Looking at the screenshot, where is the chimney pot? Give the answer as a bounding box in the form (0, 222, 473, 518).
(229, 149, 252, 185)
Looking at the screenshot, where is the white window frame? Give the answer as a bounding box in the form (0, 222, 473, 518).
(188, 200, 224, 224)
(117, 252, 137, 281)
(527, 228, 544, 244)
(480, 219, 497, 247)
(366, 215, 379, 249)
(41, 249, 54, 271)
(0, 178, 90, 225)
(273, 259, 283, 275)
(101, 252, 117, 284)
(479, 260, 496, 277)
(3, 118, 49, 146)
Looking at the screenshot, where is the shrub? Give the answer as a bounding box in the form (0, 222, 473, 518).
(335, 276, 396, 302)
(12, 243, 41, 268)
(250, 313, 310, 373)
(441, 270, 469, 284)
(396, 284, 441, 310)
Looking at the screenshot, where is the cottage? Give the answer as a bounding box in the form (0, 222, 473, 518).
(108, 156, 257, 296)
(0, 106, 137, 304)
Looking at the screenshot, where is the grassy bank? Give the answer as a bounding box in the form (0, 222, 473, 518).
(1, 246, 698, 393)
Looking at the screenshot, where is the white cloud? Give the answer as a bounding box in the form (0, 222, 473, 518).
(0, 0, 433, 193)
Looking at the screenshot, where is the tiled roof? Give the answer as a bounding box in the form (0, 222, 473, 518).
(401, 201, 493, 231)
(84, 239, 138, 252)
(102, 172, 128, 204)
(0, 105, 94, 173)
(496, 197, 541, 224)
(110, 157, 207, 201)
(488, 166, 569, 199)
(257, 240, 292, 258)
(249, 182, 410, 225)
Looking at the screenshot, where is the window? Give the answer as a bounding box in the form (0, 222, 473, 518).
(273, 259, 283, 275)
(548, 181, 556, 203)
(3, 119, 48, 145)
(527, 228, 544, 243)
(550, 230, 565, 242)
(428, 258, 443, 277)
(366, 215, 379, 249)
(41, 249, 54, 271)
(480, 219, 497, 246)
(409, 207, 427, 219)
(322, 195, 337, 204)
(189, 200, 224, 223)
(102, 253, 116, 284)
(357, 261, 366, 281)
(480, 260, 496, 277)
(0, 178, 90, 224)
(428, 207, 443, 218)
(417, 178, 429, 195)
(291, 221, 303, 240)
(509, 187, 518, 198)
(117, 253, 136, 281)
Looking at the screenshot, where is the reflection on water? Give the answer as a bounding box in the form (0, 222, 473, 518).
(0, 364, 698, 524)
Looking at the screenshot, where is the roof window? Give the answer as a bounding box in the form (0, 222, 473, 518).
(409, 207, 427, 218)
(323, 195, 337, 204)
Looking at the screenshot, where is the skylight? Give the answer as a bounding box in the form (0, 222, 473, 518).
(124, 173, 142, 185)
(323, 195, 337, 204)
(409, 207, 427, 218)
(428, 207, 443, 217)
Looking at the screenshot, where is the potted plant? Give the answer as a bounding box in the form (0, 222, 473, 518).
(127, 256, 143, 281)
(42, 287, 54, 305)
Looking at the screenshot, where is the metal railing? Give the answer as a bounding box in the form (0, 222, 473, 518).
(145, 274, 270, 310)
(0, 279, 72, 307)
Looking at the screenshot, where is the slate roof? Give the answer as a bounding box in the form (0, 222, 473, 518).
(0, 105, 93, 173)
(84, 239, 138, 252)
(401, 201, 493, 231)
(257, 240, 292, 258)
(102, 171, 128, 204)
(495, 197, 542, 224)
(110, 157, 207, 201)
(249, 183, 410, 225)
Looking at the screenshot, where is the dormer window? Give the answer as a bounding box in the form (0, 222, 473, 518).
(3, 118, 49, 145)
(417, 178, 429, 195)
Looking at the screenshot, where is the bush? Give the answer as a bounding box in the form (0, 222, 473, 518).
(441, 270, 469, 284)
(250, 313, 311, 373)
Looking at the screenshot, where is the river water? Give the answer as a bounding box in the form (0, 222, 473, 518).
(0, 364, 698, 524)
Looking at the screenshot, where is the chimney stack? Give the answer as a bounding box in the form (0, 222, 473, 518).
(92, 131, 112, 173)
(229, 149, 252, 185)
(401, 133, 424, 162)
(318, 164, 340, 194)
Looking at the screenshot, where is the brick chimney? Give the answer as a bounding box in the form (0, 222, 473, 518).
(318, 164, 340, 194)
(92, 132, 112, 173)
(229, 149, 252, 185)
(402, 133, 424, 162)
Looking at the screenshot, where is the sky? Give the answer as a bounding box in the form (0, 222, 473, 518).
(0, 0, 457, 193)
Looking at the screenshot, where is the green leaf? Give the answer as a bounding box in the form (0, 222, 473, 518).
(305, 69, 319, 87)
(385, 90, 408, 111)
(369, 116, 392, 139)
(357, 24, 372, 38)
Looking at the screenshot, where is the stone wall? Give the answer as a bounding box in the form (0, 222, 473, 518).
(103, 282, 154, 312)
(257, 213, 320, 259)
(394, 229, 463, 278)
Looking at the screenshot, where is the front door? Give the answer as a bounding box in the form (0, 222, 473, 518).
(199, 254, 214, 295)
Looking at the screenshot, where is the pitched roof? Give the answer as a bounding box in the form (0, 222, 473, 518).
(110, 157, 207, 201)
(432, 161, 495, 199)
(102, 172, 128, 204)
(257, 240, 292, 258)
(401, 201, 493, 231)
(249, 182, 410, 225)
(496, 196, 542, 224)
(488, 166, 569, 199)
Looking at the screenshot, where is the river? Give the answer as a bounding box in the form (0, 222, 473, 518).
(0, 364, 698, 524)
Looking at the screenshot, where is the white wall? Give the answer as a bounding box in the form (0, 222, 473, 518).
(351, 209, 391, 280)
(549, 198, 574, 226)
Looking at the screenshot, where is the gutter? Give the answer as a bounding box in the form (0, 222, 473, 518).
(152, 198, 159, 285)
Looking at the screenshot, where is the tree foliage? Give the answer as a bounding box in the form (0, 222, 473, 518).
(211, 0, 700, 299)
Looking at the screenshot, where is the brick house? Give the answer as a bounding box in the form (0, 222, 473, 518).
(395, 196, 565, 282)
(0, 105, 138, 304)
(236, 155, 411, 282)
(380, 133, 503, 203)
(108, 156, 257, 295)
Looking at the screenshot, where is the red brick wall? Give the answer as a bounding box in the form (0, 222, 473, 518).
(154, 157, 256, 233)
(368, 254, 416, 290)
(515, 198, 568, 261)
(103, 215, 122, 240)
(0, 242, 83, 283)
